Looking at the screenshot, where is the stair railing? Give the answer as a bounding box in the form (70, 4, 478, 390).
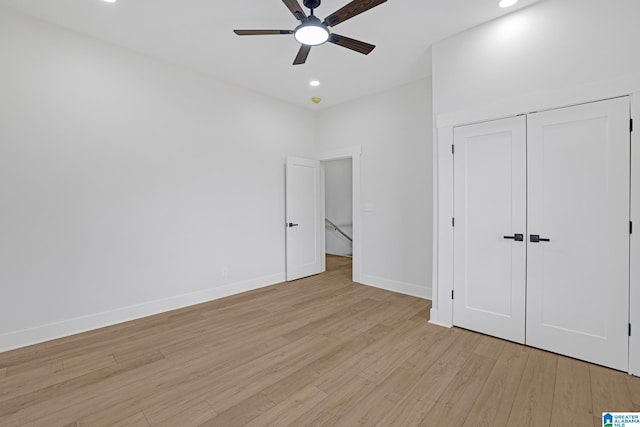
(325, 218, 353, 242)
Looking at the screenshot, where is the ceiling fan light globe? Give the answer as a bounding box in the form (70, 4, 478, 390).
(294, 23, 329, 46)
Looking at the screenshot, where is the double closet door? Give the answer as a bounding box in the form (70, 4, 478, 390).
(453, 97, 630, 371)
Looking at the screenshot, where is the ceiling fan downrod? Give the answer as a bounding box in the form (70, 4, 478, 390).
(303, 0, 321, 16)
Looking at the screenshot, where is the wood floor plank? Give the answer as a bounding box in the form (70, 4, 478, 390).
(244, 385, 328, 427)
(5, 359, 64, 379)
(408, 302, 431, 323)
(549, 356, 594, 427)
(358, 323, 433, 384)
(260, 323, 394, 404)
(628, 375, 640, 411)
(505, 349, 558, 427)
(281, 298, 381, 342)
(99, 411, 150, 427)
(200, 393, 276, 426)
(75, 350, 218, 426)
(0, 353, 118, 404)
(473, 334, 507, 360)
(0, 255, 638, 427)
(463, 341, 529, 427)
(0, 351, 163, 415)
(62, 352, 117, 372)
(374, 394, 437, 427)
(335, 366, 423, 426)
(375, 330, 481, 427)
(312, 319, 431, 393)
(153, 401, 216, 427)
(285, 374, 377, 426)
(203, 335, 334, 413)
(421, 353, 497, 426)
(591, 364, 635, 426)
(1, 352, 167, 426)
(337, 328, 483, 426)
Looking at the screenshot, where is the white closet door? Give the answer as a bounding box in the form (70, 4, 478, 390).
(527, 97, 630, 371)
(453, 116, 527, 344)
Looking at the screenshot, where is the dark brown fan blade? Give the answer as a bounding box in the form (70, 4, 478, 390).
(323, 0, 387, 27)
(293, 44, 312, 65)
(234, 30, 294, 35)
(328, 33, 375, 55)
(282, 0, 307, 21)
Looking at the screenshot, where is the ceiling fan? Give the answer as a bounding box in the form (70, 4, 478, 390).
(234, 0, 387, 65)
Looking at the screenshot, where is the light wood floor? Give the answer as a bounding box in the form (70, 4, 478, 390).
(1, 255, 639, 426)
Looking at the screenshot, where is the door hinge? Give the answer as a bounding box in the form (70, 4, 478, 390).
(451, 144, 455, 154)
(452, 217, 455, 227)
(631, 221, 633, 234)
(630, 323, 632, 337)
(451, 290, 454, 300)
(631, 118, 634, 133)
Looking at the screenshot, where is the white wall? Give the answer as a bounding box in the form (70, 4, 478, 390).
(0, 8, 316, 351)
(324, 159, 353, 256)
(316, 80, 433, 299)
(433, 0, 640, 116)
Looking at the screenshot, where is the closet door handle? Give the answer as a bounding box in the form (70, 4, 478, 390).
(504, 234, 524, 241)
(530, 234, 550, 243)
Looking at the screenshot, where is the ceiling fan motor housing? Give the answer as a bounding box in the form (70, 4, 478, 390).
(303, 0, 322, 11)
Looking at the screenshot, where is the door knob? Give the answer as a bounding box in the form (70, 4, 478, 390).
(288, 222, 299, 228)
(503, 234, 524, 241)
(530, 234, 550, 242)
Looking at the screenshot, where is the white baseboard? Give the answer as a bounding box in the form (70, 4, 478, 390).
(359, 274, 431, 300)
(0, 272, 286, 353)
(428, 307, 453, 328)
(428, 319, 453, 328)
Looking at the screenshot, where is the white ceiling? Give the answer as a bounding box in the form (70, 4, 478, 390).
(0, 0, 541, 109)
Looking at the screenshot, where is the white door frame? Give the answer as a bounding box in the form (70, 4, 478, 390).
(430, 77, 640, 375)
(631, 92, 639, 376)
(317, 146, 362, 283)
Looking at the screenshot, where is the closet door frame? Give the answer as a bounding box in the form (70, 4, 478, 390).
(431, 87, 640, 376)
(631, 93, 639, 376)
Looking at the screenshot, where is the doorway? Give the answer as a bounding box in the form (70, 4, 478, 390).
(324, 157, 353, 258)
(318, 146, 362, 283)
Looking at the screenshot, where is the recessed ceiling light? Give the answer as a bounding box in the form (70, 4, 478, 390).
(499, 0, 518, 7)
(103, 0, 117, 3)
(309, 80, 320, 87)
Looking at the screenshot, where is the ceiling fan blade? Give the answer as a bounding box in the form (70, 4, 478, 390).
(234, 30, 294, 36)
(282, 0, 307, 21)
(293, 44, 312, 65)
(323, 0, 387, 27)
(328, 33, 375, 55)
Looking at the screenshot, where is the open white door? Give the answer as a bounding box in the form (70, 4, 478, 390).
(453, 116, 527, 344)
(285, 157, 325, 281)
(527, 97, 630, 371)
